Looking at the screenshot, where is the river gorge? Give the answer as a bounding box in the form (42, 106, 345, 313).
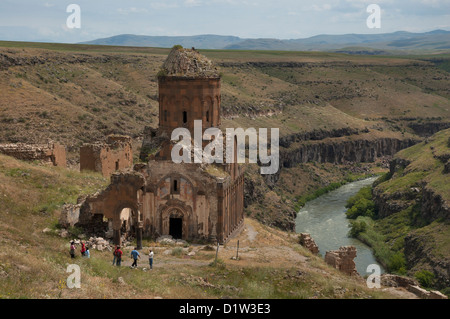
(295, 177, 385, 275)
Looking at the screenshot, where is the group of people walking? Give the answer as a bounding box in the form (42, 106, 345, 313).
(69, 241, 90, 259)
(112, 246, 154, 270)
(70, 241, 154, 269)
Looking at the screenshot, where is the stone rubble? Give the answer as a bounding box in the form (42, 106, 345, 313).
(156, 235, 188, 246)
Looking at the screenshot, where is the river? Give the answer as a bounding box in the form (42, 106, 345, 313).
(295, 177, 385, 275)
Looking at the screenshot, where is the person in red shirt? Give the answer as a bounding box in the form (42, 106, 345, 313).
(112, 245, 118, 265)
(80, 241, 86, 257)
(115, 246, 123, 266)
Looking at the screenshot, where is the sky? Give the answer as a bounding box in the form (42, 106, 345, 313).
(0, 0, 449, 43)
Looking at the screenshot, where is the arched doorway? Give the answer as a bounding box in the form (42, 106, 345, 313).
(112, 203, 143, 249)
(161, 206, 190, 240)
(169, 208, 183, 239)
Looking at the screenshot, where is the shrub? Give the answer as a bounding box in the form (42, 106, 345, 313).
(170, 247, 183, 256)
(349, 220, 367, 238)
(415, 270, 435, 288)
(209, 258, 226, 270)
(346, 186, 376, 219)
(156, 69, 168, 78)
(389, 252, 407, 275)
(373, 172, 392, 187)
(441, 287, 450, 298)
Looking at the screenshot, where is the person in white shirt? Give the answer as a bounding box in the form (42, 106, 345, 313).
(149, 249, 154, 270)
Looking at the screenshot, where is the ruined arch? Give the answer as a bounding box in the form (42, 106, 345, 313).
(110, 200, 143, 248)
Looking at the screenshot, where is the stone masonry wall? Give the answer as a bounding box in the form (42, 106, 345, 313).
(325, 246, 359, 276)
(0, 142, 66, 167)
(80, 135, 133, 177)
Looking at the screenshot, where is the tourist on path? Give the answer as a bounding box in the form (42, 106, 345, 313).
(112, 245, 118, 265)
(70, 241, 76, 259)
(148, 249, 154, 270)
(115, 246, 123, 266)
(84, 246, 90, 258)
(80, 241, 86, 257)
(131, 247, 140, 268)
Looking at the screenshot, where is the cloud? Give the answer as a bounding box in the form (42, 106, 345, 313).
(184, 0, 202, 7)
(117, 7, 149, 15)
(312, 4, 333, 12)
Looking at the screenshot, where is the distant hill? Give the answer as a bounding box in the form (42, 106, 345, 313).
(81, 34, 242, 50)
(81, 30, 450, 53)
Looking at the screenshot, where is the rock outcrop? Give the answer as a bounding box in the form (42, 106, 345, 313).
(408, 122, 450, 138)
(280, 136, 418, 168)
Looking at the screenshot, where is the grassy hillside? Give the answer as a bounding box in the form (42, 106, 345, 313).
(0, 154, 402, 299)
(1, 41, 449, 149)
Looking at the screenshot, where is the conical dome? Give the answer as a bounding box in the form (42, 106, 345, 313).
(159, 46, 220, 78)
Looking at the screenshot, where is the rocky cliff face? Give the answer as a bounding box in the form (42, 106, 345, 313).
(280, 136, 417, 168)
(409, 122, 450, 138)
(420, 186, 450, 222)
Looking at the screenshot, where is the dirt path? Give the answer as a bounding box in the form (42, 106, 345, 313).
(245, 223, 258, 242)
(118, 257, 209, 270)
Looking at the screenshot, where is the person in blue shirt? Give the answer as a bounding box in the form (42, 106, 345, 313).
(130, 247, 140, 268)
(84, 246, 90, 258)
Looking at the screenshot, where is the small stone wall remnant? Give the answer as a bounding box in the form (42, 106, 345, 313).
(325, 246, 359, 276)
(299, 233, 319, 254)
(0, 142, 66, 167)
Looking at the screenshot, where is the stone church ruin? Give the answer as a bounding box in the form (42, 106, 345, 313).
(62, 47, 245, 247)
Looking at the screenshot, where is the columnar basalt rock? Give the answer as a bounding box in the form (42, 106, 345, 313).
(299, 233, 319, 254)
(80, 134, 133, 177)
(0, 142, 66, 167)
(325, 246, 359, 276)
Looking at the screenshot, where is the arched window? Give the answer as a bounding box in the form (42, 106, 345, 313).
(182, 111, 187, 124)
(172, 178, 180, 194)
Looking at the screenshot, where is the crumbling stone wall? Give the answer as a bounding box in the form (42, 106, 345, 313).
(325, 246, 359, 276)
(299, 233, 319, 254)
(80, 135, 132, 177)
(0, 142, 66, 167)
(77, 170, 146, 246)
